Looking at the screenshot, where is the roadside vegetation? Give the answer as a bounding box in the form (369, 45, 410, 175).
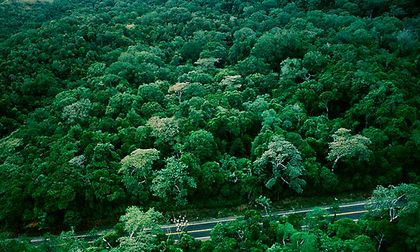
(2, 184, 419, 251)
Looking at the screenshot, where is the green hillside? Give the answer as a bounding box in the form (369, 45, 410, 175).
(0, 0, 419, 250)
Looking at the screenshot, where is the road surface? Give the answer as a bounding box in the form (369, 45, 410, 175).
(28, 201, 368, 244)
(161, 201, 368, 241)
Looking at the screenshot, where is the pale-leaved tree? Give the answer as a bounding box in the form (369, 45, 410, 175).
(119, 149, 160, 199)
(254, 136, 306, 193)
(114, 206, 163, 252)
(146, 116, 180, 145)
(327, 128, 371, 171)
(367, 184, 419, 222)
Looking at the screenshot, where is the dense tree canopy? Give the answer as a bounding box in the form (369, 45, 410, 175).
(0, 0, 418, 247)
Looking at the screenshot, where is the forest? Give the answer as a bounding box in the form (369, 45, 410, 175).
(0, 0, 419, 250)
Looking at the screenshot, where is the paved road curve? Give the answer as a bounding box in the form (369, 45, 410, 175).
(162, 201, 368, 240)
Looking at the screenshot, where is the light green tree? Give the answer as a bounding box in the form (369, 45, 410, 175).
(0, 131, 22, 162)
(367, 184, 419, 222)
(146, 116, 180, 145)
(114, 207, 163, 252)
(119, 149, 160, 199)
(327, 128, 372, 171)
(255, 195, 272, 216)
(254, 136, 306, 193)
(62, 98, 92, 124)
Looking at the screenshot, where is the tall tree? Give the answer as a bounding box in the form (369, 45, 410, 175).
(116, 206, 163, 252)
(119, 149, 160, 200)
(254, 136, 306, 193)
(327, 128, 372, 171)
(151, 157, 196, 206)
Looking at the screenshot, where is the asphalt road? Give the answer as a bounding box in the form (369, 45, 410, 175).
(28, 201, 368, 244)
(162, 201, 368, 240)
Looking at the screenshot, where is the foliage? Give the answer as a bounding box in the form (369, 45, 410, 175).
(151, 157, 196, 207)
(5, 184, 420, 251)
(254, 136, 306, 193)
(114, 206, 164, 252)
(327, 128, 372, 171)
(119, 148, 160, 201)
(0, 0, 418, 240)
